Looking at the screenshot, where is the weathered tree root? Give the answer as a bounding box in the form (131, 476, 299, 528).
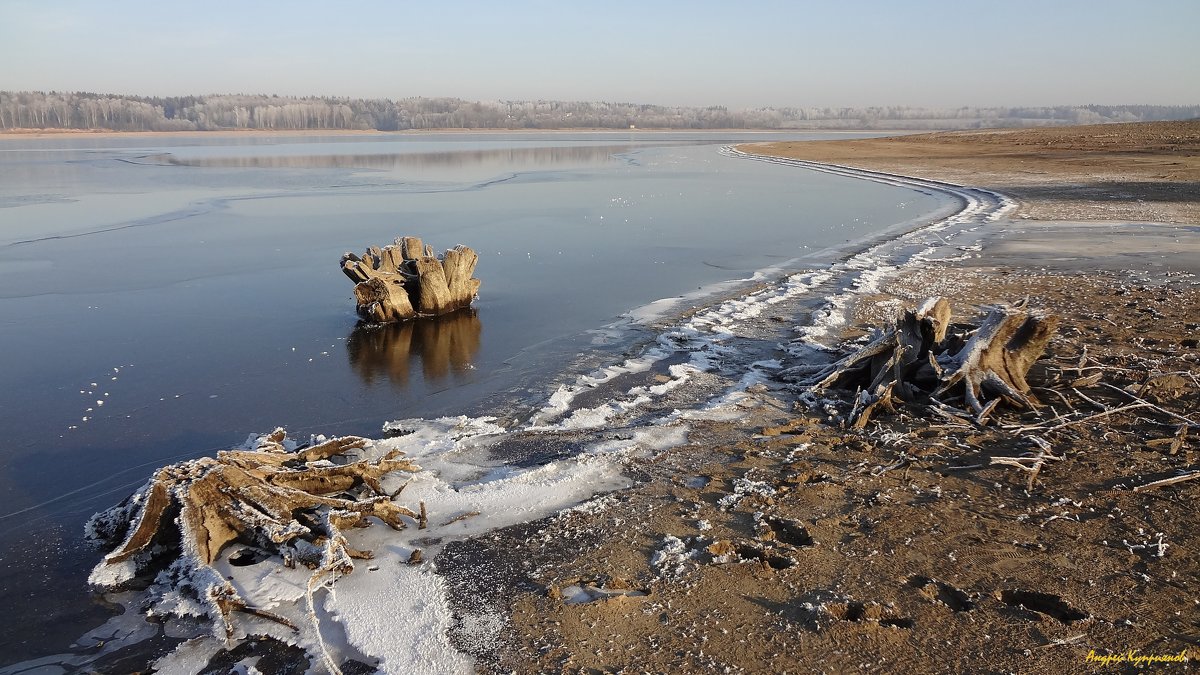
(88, 429, 421, 639)
(934, 300, 1060, 415)
(342, 236, 480, 322)
(804, 297, 1059, 428)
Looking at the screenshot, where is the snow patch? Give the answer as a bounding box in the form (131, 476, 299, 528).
(650, 535, 699, 577)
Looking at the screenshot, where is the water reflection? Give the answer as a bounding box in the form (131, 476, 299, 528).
(346, 309, 482, 387)
(160, 144, 647, 171)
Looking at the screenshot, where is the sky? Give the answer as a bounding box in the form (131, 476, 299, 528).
(1, 0, 1197, 109)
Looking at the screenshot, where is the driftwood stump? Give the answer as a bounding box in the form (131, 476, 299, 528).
(87, 430, 421, 638)
(804, 297, 1060, 428)
(342, 236, 480, 322)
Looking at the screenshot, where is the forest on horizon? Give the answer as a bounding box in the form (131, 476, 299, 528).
(2, 91, 1197, 133)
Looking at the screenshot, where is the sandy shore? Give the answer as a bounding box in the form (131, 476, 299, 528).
(744, 121, 1200, 224)
(471, 123, 1200, 673)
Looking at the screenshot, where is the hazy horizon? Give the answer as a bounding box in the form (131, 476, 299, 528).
(4, 90, 1198, 112)
(2, 0, 1198, 110)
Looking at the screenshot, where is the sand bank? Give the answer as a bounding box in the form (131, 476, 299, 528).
(743, 121, 1200, 224)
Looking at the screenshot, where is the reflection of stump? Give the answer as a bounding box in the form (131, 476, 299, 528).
(347, 309, 482, 386)
(341, 236, 480, 322)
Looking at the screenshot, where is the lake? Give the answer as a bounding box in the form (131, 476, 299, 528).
(0, 131, 950, 663)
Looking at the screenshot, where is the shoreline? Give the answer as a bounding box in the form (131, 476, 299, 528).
(0, 131, 971, 672)
(12, 125, 1200, 673)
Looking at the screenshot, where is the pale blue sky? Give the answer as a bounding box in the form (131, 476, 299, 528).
(1, 0, 1196, 107)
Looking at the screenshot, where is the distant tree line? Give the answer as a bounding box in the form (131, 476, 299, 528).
(1, 91, 1197, 132)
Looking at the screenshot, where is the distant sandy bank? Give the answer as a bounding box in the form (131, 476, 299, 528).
(739, 120, 1200, 224)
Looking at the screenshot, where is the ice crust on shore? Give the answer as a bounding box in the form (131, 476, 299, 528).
(129, 417, 652, 675)
(58, 148, 1018, 674)
(531, 147, 1014, 436)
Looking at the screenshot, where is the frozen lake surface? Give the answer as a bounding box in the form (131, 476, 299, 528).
(0, 131, 950, 662)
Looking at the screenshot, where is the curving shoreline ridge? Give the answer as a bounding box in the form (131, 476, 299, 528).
(723, 145, 1017, 224)
(738, 120, 1200, 225)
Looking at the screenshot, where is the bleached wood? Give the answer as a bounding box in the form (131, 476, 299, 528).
(1132, 471, 1200, 493)
(413, 256, 453, 315)
(401, 237, 424, 261)
(343, 237, 481, 322)
(442, 245, 481, 306)
(934, 306, 1060, 414)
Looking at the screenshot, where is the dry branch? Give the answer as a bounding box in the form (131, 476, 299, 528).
(1100, 382, 1200, 428)
(990, 447, 1062, 491)
(1131, 471, 1200, 493)
(1009, 402, 1156, 434)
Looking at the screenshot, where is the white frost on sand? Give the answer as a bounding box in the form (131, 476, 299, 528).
(718, 477, 778, 511)
(650, 535, 700, 577)
(332, 562, 473, 673)
(300, 425, 644, 673)
(529, 267, 834, 431)
(85, 414, 685, 675)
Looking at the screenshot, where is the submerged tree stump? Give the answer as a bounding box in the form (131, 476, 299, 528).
(804, 297, 1060, 428)
(341, 236, 480, 322)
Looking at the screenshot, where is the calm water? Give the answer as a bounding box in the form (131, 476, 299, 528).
(0, 131, 947, 662)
